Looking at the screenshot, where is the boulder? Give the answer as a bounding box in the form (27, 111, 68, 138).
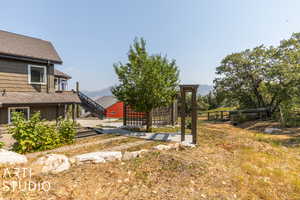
(0, 149, 27, 164)
(153, 144, 172, 151)
(73, 151, 122, 164)
(122, 149, 148, 161)
(33, 154, 70, 174)
(180, 142, 196, 148)
(264, 128, 282, 134)
(167, 143, 180, 150)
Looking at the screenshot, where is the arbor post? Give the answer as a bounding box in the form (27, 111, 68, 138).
(180, 85, 199, 144)
(180, 88, 186, 142)
(191, 87, 197, 144)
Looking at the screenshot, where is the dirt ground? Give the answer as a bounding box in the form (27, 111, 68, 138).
(1, 120, 300, 200)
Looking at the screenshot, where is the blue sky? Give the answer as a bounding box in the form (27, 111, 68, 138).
(1, 1, 300, 91)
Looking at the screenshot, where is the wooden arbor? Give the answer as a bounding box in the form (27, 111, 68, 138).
(180, 84, 199, 144)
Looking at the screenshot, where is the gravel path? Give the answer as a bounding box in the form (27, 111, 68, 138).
(26, 136, 127, 158)
(103, 140, 152, 151)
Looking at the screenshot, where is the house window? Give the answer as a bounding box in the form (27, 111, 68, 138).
(28, 65, 47, 84)
(8, 107, 30, 124)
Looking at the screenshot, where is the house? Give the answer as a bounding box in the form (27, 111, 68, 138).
(95, 96, 123, 118)
(0, 30, 81, 124)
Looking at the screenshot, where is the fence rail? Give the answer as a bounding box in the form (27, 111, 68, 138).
(206, 108, 270, 122)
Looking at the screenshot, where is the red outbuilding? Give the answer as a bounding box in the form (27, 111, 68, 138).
(95, 96, 124, 118)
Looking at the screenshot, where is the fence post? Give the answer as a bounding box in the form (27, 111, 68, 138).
(207, 112, 210, 120)
(123, 104, 127, 126)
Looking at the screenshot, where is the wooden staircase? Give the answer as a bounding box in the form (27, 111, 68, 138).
(78, 91, 106, 119)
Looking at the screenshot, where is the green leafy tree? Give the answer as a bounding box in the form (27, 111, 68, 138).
(112, 38, 180, 131)
(214, 33, 300, 117)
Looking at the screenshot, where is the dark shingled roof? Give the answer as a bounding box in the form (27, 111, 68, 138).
(54, 69, 72, 79)
(95, 96, 119, 109)
(0, 91, 81, 105)
(0, 30, 62, 64)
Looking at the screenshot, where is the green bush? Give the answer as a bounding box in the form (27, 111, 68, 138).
(186, 119, 192, 129)
(9, 112, 76, 153)
(0, 141, 4, 148)
(57, 117, 76, 144)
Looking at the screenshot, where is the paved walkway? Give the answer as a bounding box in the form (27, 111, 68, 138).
(77, 118, 123, 128)
(97, 128, 193, 144)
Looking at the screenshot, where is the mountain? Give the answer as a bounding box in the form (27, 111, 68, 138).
(83, 84, 213, 99)
(82, 87, 113, 99)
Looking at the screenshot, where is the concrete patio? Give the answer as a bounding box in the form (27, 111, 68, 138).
(96, 127, 193, 144)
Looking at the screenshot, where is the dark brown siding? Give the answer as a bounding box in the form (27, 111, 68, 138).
(0, 104, 65, 124)
(0, 58, 55, 92)
(0, 108, 8, 124)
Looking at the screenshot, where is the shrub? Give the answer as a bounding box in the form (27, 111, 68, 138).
(57, 117, 76, 144)
(9, 112, 76, 153)
(186, 119, 192, 129)
(0, 142, 4, 149)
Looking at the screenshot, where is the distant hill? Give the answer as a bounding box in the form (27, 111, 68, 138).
(82, 87, 112, 99)
(83, 84, 213, 99)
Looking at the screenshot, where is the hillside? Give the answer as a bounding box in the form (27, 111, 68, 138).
(83, 85, 213, 99)
(5, 120, 300, 199)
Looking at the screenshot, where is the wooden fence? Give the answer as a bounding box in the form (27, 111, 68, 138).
(123, 101, 177, 127)
(206, 108, 270, 122)
(207, 111, 230, 121)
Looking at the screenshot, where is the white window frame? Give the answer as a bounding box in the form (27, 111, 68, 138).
(8, 107, 30, 124)
(28, 65, 47, 85)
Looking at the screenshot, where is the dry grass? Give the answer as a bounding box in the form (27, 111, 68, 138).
(63, 137, 143, 157)
(1, 120, 300, 199)
(75, 134, 117, 144)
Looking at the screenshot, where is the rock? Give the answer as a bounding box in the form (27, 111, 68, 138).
(0, 149, 27, 164)
(264, 128, 282, 134)
(180, 142, 196, 148)
(167, 143, 180, 150)
(33, 154, 70, 174)
(122, 149, 148, 161)
(153, 144, 172, 150)
(154, 143, 182, 151)
(73, 151, 122, 164)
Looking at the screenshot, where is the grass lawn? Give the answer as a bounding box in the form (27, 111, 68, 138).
(1, 120, 300, 199)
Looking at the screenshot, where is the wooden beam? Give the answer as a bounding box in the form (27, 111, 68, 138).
(180, 88, 186, 142)
(63, 104, 67, 119)
(56, 104, 59, 124)
(72, 103, 75, 122)
(76, 81, 79, 93)
(191, 88, 197, 144)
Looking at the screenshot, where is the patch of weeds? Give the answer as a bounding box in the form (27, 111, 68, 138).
(158, 155, 200, 176)
(292, 176, 300, 195)
(254, 133, 282, 147)
(135, 170, 149, 182)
